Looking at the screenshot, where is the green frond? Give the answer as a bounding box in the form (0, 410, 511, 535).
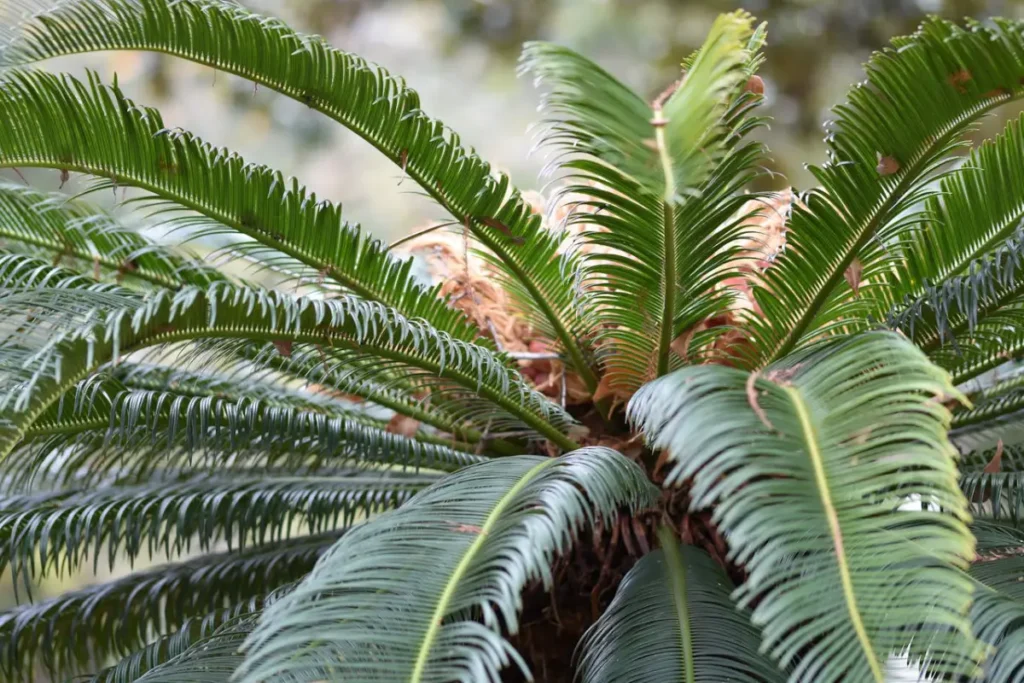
(969, 514, 1024, 679)
(0, 531, 337, 681)
(961, 446, 1024, 523)
(0, 182, 220, 289)
(235, 341, 519, 454)
(0, 66, 480, 342)
(7, 369, 484, 490)
(521, 14, 763, 389)
(885, 225, 1024, 359)
(133, 614, 257, 683)
(0, 470, 429, 588)
(0, 0, 599, 389)
(0, 280, 576, 462)
(629, 332, 980, 682)
(747, 17, 1024, 366)
(575, 528, 783, 683)
(878, 112, 1024, 313)
(237, 449, 658, 682)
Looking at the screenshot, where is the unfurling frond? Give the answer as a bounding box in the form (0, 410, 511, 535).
(630, 332, 980, 682)
(575, 528, 782, 683)
(522, 13, 763, 391)
(238, 449, 658, 682)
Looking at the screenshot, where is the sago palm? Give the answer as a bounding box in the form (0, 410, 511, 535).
(2, 1, 1024, 681)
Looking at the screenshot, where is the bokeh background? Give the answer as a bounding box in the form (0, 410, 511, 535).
(4, 0, 1024, 677)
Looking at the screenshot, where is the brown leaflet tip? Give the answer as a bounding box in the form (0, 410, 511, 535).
(745, 74, 765, 96)
(984, 440, 1004, 474)
(745, 371, 775, 431)
(876, 154, 900, 176)
(451, 523, 484, 534)
(273, 340, 293, 358)
(844, 257, 864, 296)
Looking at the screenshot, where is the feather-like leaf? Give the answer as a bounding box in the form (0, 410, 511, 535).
(629, 332, 980, 682)
(575, 527, 783, 683)
(237, 448, 658, 682)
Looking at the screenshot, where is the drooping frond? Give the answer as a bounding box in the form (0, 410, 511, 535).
(521, 14, 763, 390)
(7, 369, 484, 490)
(747, 17, 1024, 366)
(0, 182, 220, 289)
(575, 527, 783, 683)
(0, 470, 427, 590)
(960, 446, 1024, 523)
(233, 341, 521, 455)
(237, 449, 658, 682)
(133, 614, 258, 683)
(0, 280, 577, 463)
(629, 332, 980, 682)
(0, 531, 337, 681)
(966, 518, 1024, 682)
(0, 66, 480, 342)
(0, 0, 599, 389)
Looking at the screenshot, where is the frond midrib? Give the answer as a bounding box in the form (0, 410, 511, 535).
(409, 457, 554, 682)
(784, 382, 884, 682)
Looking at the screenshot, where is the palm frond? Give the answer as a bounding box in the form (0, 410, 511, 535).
(748, 17, 1024, 366)
(7, 369, 483, 490)
(629, 332, 980, 682)
(132, 614, 257, 683)
(878, 112, 1024, 314)
(521, 14, 763, 390)
(960, 446, 1024, 523)
(0, 470, 429, 591)
(0, 66, 481, 343)
(0, 531, 337, 681)
(966, 518, 1024, 680)
(575, 527, 783, 683)
(236, 448, 657, 682)
(0, 182, 220, 289)
(0, 0, 599, 389)
(0, 280, 577, 464)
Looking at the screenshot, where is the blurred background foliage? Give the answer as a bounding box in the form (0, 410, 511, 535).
(4, 0, 1024, 667)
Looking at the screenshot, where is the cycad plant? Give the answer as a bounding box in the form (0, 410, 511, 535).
(3, 2, 1024, 682)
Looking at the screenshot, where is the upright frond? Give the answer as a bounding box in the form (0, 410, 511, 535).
(522, 14, 762, 391)
(748, 18, 1024, 366)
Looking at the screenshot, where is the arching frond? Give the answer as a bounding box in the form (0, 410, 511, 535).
(0, 280, 577, 463)
(966, 518, 1024, 680)
(0, 470, 428, 590)
(0, 66, 481, 343)
(0, 0, 599, 389)
(521, 16, 763, 391)
(0, 531, 337, 681)
(748, 17, 1024, 366)
(0, 182, 220, 289)
(575, 527, 783, 683)
(961, 446, 1024, 523)
(878, 112, 1024, 314)
(133, 614, 257, 683)
(237, 449, 658, 683)
(629, 332, 980, 682)
(7, 370, 484, 490)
